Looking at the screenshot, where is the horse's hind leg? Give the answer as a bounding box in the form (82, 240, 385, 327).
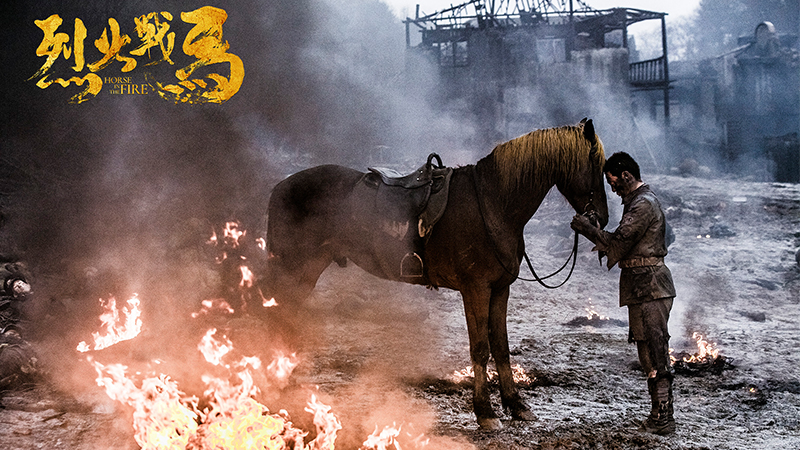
(462, 285, 502, 430)
(489, 286, 535, 421)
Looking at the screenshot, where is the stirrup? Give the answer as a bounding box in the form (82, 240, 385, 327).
(400, 253, 423, 278)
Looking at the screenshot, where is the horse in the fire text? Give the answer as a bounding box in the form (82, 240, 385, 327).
(261, 119, 609, 429)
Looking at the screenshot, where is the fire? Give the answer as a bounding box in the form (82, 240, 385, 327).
(584, 297, 608, 320)
(77, 294, 143, 352)
(361, 424, 429, 450)
(90, 358, 200, 449)
(305, 393, 342, 450)
(267, 352, 299, 382)
(198, 328, 234, 366)
(448, 364, 532, 385)
(240, 265, 255, 288)
(190, 299, 235, 318)
(90, 355, 338, 450)
(223, 221, 245, 248)
(686, 332, 719, 363)
(85, 323, 341, 450)
(362, 425, 401, 450)
(670, 332, 720, 364)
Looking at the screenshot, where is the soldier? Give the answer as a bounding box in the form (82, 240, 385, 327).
(570, 152, 676, 435)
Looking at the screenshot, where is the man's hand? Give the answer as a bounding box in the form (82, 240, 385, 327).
(571, 214, 598, 238)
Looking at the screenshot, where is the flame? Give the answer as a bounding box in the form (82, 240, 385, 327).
(77, 294, 143, 352)
(362, 424, 401, 450)
(198, 328, 234, 366)
(448, 364, 532, 385)
(361, 424, 429, 450)
(683, 332, 720, 363)
(90, 358, 200, 450)
(584, 297, 608, 320)
(190, 298, 235, 318)
(670, 332, 720, 364)
(267, 352, 300, 382)
(90, 355, 338, 450)
(240, 265, 255, 288)
(305, 393, 342, 450)
(85, 324, 341, 450)
(223, 221, 245, 247)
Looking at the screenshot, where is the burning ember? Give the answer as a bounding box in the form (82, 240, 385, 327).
(191, 299, 235, 318)
(448, 364, 533, 386)
(670, 332, 733, 375)
(77, 294, 143, 352)
(564, 298, 626, 328)
(361, 424, 429, 450)
(207, 221, 276, 313)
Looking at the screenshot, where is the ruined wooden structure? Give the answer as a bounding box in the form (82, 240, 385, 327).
(403, 0, 670, 149)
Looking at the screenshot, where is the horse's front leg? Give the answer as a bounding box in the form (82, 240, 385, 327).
(462, 285, 502, 430)
(490, 286, 536, 421)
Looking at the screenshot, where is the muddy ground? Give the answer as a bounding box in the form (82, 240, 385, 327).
(1, 173, 799, 450)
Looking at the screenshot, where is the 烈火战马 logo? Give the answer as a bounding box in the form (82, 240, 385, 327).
(27, 6, 244, 104)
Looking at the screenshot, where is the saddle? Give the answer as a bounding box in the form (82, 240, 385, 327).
(352, 153, 453, 280)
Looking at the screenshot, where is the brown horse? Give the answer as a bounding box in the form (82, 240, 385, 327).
(260, 119, 609, 429)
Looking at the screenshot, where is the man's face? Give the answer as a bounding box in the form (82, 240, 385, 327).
(605, 171, 630, 198)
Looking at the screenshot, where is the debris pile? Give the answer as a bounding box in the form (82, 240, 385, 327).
(0, 261, 38, 389)
(670, 333, 734, 376)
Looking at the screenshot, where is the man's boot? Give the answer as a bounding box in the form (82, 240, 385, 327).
(639, 377, 675, 435)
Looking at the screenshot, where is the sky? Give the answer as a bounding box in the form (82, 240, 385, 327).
(383, 0, 701, 24)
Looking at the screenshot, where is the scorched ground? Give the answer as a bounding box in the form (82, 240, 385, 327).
(0, 174, 799, 449)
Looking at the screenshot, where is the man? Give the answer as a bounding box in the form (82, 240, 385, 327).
(570, 152, 676, 435)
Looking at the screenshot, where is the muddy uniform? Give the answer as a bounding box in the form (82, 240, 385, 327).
(587, 183, 676, 433)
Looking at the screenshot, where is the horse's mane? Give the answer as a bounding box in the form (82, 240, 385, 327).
(481, 124, 605, 197)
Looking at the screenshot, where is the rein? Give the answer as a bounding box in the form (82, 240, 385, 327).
(470, 165, 580, 289)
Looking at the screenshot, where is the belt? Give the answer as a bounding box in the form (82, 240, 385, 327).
(619, 256, 664, 269)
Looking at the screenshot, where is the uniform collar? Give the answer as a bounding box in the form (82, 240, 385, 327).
(622, 183, 649, 205)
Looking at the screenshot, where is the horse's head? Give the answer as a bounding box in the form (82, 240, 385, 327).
(557, 118, 609, 229)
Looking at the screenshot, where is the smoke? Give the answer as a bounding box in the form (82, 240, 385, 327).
(0, 0, 479, 444)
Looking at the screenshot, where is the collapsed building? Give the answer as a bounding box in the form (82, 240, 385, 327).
(403, 0, 669, 169)
(669, 21, 800, 182)
(403, 0, 800, 181)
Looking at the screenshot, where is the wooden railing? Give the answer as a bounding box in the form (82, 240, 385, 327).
(629, 56, 667, 87)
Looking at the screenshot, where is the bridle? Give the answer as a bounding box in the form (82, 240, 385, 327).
(470, 162, 599, 289)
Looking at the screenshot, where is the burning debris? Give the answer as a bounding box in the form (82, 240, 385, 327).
(79, 297, 343, 450)
(70, 261, 437, 450)
(670, 332, 734, 376)
(361, 424, 429, 450)
(564, 299, 627, 328)
(447, 364, 534, 388)
(207, 221, 275, 315)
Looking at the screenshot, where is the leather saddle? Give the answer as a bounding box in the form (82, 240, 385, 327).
(352, 153, 453, 280)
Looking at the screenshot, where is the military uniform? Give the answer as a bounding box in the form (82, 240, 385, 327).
(578, 184, 676, 434)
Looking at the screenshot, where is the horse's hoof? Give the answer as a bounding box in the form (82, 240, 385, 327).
(477, 418, 503, 430)
(513, 409, 537, 421)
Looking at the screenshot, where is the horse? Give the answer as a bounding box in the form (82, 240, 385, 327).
(260, 119, 609, 429)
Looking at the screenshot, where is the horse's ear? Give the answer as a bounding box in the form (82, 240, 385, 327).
(580, 117, 588, 124)
(583, 119, 596, 146)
